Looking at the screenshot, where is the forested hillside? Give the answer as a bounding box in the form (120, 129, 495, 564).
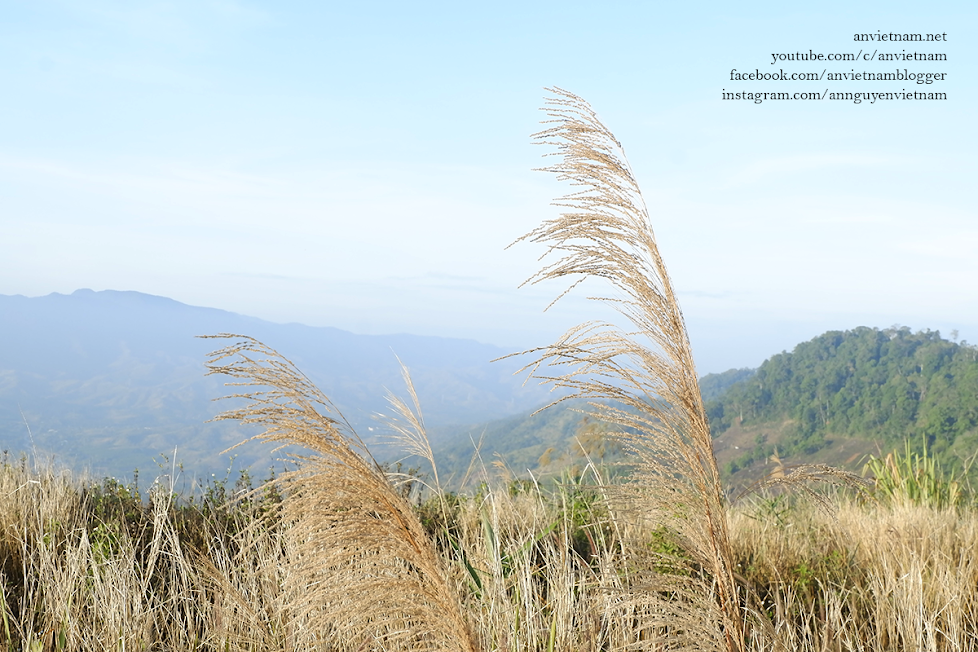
(705, 327, 978, 475)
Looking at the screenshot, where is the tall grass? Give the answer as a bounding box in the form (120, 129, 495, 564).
(0, 452, 236, 651)
(202, 335, 476, 652)
(2, 455, 978, 651)
(508, 86, 744, 650)
(730, 495, 978, 651)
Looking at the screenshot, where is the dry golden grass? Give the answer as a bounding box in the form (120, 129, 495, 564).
(2, 455, 977, 651)
(730, 496, 978, 651)
(0, 457, 218, 651)
(202, 334, 477, 652)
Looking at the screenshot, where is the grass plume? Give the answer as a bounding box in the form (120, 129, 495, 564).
(202, 334, 476, 652)
(511, 86, 744, 651)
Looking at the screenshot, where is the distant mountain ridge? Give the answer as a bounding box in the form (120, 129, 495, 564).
(7, 296, 973, 489)
(0, 290, 552, 479)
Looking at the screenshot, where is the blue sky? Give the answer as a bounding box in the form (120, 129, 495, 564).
(2, 1, 975, 374)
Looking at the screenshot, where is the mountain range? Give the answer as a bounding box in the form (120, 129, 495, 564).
(4, 291, 976, 491)
(0, 289, 552, 481)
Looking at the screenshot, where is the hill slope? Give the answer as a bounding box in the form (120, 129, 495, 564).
(427, 327, 978, 489)
(428, 367, 758, 488)
(705, 326, 978, 478)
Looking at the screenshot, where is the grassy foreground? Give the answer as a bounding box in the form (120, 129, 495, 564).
(1, 453, 977, 651)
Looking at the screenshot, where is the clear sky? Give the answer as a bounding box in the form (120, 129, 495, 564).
(3, 1, 975, 374)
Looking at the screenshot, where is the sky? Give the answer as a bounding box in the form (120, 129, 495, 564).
(2, 0, 976, 375)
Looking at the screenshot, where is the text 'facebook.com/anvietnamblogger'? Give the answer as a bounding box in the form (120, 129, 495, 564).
(723, 31, 948, 105)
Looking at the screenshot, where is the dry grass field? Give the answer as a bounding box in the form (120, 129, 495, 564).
(1, 453, 976, 651)
(2, 89, 974, 651)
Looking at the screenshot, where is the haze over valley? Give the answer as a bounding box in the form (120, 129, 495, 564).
(3, 289, 975, 491)
(0, 289, 555, 481)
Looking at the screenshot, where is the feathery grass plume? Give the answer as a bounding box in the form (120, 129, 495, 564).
(202, 334, 477, 652)
(510, 87, 745, 651)
(740, 450, 872, 515)
(379, 356, 445, 500)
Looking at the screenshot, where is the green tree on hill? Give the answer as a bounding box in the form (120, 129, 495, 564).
(706, 327, 978, 466)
